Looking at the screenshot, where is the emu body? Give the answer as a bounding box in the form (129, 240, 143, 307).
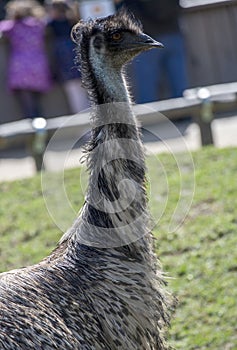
(0, 11, 174, 350)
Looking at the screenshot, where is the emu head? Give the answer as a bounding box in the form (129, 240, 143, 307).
(72, 9, 163, 70)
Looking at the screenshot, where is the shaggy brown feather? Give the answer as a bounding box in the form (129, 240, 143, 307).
(0, 10, 175, 350)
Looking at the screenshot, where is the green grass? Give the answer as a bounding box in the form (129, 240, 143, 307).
(0, 146, 237, 349)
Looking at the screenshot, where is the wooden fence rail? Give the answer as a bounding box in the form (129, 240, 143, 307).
(1, 81, 237, 171)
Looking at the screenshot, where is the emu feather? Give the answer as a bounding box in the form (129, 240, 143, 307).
(0, 10, 174, 350)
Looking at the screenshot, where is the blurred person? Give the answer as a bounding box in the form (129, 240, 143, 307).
(115, 0, 188, 103)
(0, 0, 52, 118)
(46, 0, 88, 113)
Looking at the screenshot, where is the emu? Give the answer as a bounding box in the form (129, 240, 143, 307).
(0, 10, 174, 350)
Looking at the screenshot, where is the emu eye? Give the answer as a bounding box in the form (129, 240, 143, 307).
(112, 32, 122, 41)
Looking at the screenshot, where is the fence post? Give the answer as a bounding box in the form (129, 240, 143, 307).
(196, 88, 214, 146)
(31, 118, 48, 172)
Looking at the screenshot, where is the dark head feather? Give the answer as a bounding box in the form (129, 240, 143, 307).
(71, 9, 142, 46)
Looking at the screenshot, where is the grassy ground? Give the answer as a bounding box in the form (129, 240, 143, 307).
(0, 146, 236, 349)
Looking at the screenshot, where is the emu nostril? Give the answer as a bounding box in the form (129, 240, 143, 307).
(145, 38, 153, 43)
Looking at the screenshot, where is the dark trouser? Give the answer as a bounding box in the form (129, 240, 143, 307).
(14, 89, 42, 118)
(132, 32, 188, 103)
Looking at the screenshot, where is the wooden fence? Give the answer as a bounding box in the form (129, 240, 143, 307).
(181, 0, 237, 87)
(1, 81, 237, 170)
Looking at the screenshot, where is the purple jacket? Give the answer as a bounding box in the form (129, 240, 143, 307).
(0, 17, 52, 92)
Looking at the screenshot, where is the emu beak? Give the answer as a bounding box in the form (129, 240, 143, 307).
(133, 33, 164, 50)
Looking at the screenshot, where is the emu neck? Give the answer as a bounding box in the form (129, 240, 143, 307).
(61, 49, 149, 248)
(78, 114, 149, 247)
(89, 48, 130, 105)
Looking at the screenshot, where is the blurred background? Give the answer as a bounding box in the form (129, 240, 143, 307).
(1, 3, 237, 350)
(1, 0, 237, 123)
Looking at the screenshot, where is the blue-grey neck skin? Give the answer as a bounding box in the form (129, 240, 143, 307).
(89, 41, 131, 104)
